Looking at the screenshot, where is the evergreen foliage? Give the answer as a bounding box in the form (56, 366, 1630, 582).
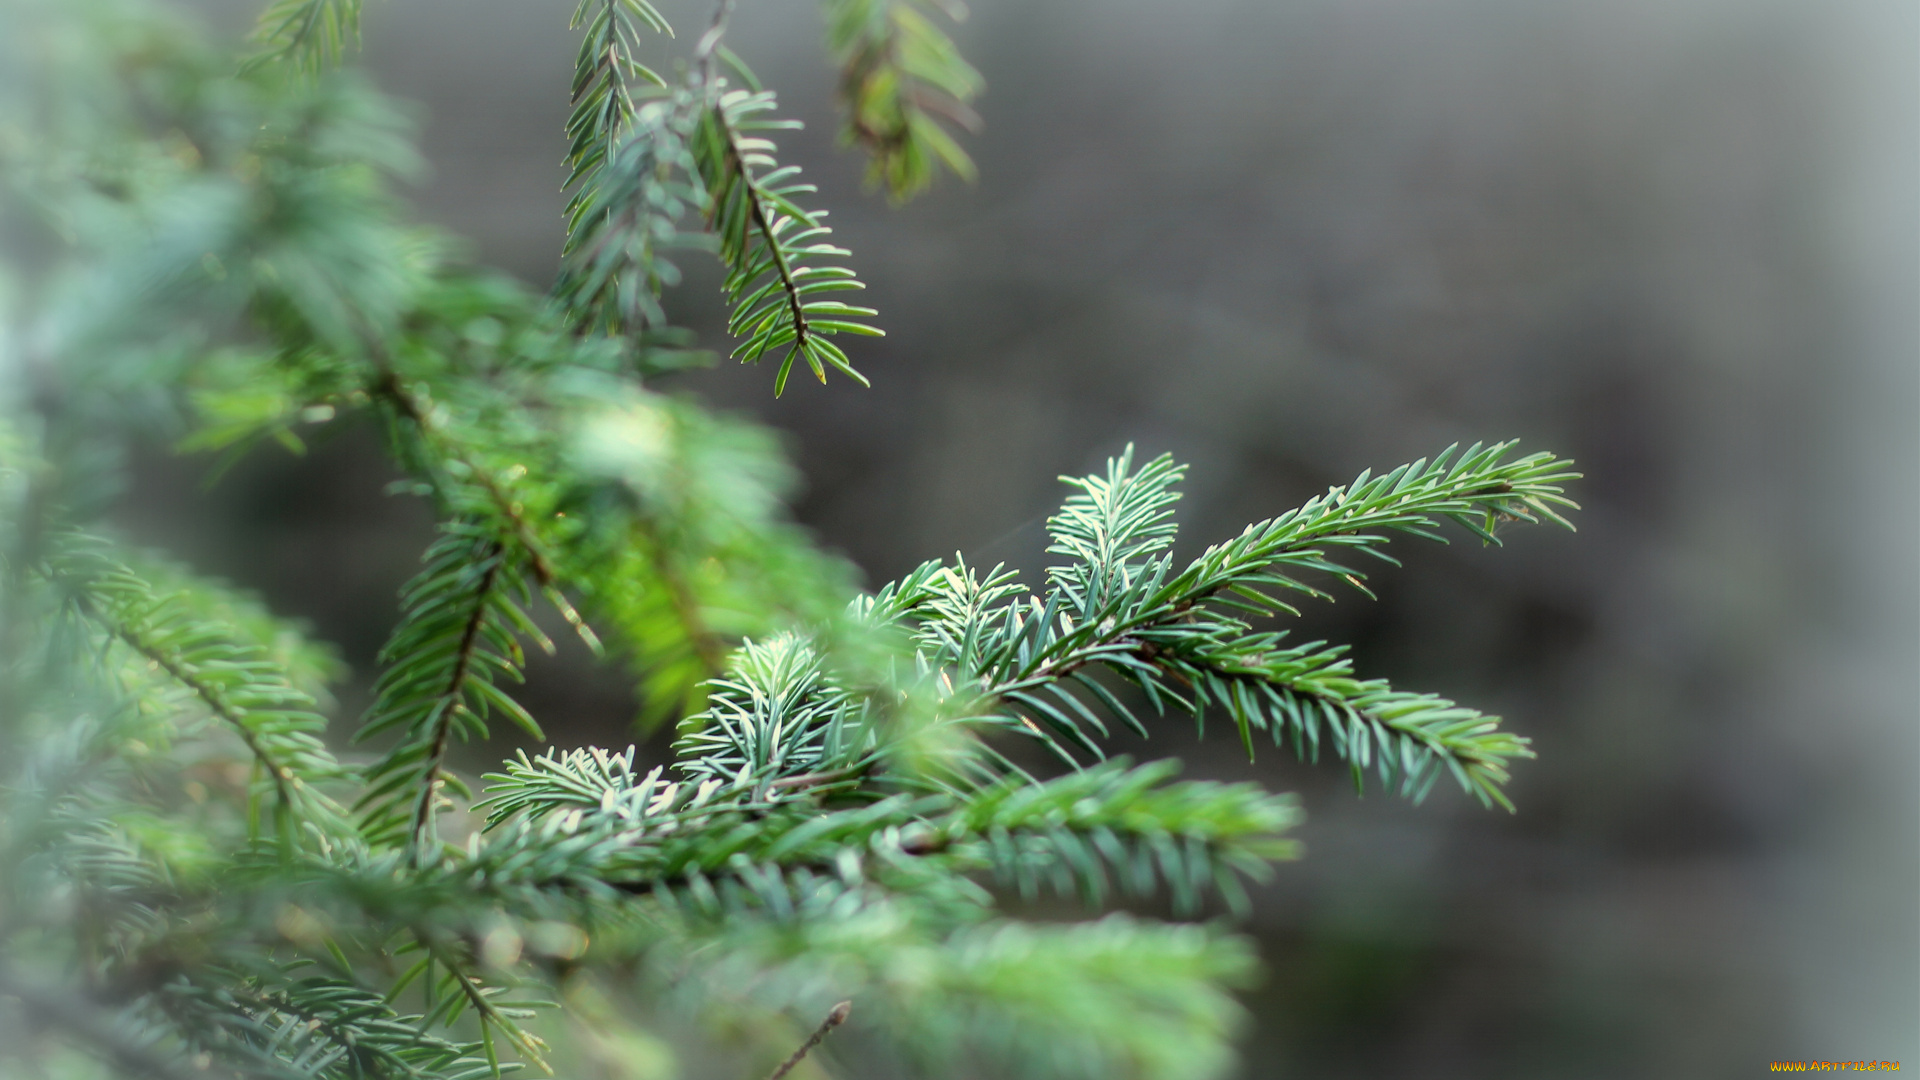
(822, 0, 984, 198)
(0, 0, 1578, 1077)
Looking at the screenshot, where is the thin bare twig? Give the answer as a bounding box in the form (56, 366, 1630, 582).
(764, 1000, 851, 1080)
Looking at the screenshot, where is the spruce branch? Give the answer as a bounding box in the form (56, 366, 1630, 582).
(939, 759, 1300, 915)
(407, 542, 507, 851)
(365, 358, 598, 655)
(244, 0, 366, 74)
(578, 530, 736, 726)
(2, 6, 1580, 1079)
(694, 87, 882, 395)
(672, 633, 880, 790)
(562, 0, 677, 334)
(1121, 630, 1534, 808)
(868, 443, 1576, 805)
(148, 966, 492, 1080)
(471, 750, 1292, 919)
(43, 536, 351, 839)
(422, 942, 553, 1077)
(356, 527, 546, 855)
(824, 0, 984, 199)
(118, 627, 300, 824)
(556, 1, 703, 347)
(566, 0, 674, 196)
(370, 369, 562, 589)
(559, 0, 887, 393)
(555, 98, 705, 339)
(1148, 440, 1579, 609)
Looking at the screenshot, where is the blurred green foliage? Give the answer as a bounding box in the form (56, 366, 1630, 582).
(0, 1, 1574, 1077)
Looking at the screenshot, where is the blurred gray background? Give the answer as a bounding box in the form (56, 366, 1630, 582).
(145, 0, 1919, 1075)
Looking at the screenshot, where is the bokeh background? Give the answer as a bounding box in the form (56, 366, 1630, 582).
(132, 0, 1917, 1076)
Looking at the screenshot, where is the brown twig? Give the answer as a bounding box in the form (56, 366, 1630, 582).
(764, 1000, 851, 1080)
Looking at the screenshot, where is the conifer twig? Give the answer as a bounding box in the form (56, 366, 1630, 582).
(406, 538, 507, 858)
(424, 941, 553, 1076)
(765, 1000, 851, 1080)
(114, 622, 301, 812)
(689, 3, 881, 395)
(371, 369, 560, 587)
